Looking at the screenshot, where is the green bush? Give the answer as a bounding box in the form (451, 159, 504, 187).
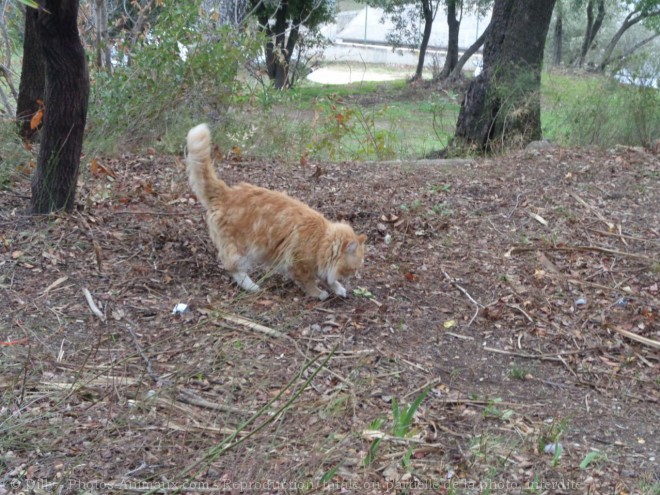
(85, 2, 261, 155)
(542, 71, 660, 148)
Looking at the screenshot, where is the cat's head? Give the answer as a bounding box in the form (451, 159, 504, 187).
(329, 224, 367, 278)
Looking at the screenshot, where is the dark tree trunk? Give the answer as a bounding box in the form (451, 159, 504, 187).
(16, 8, 45, 141)
(437, 0, 461, 80)
(30, 0, 90, 214)
(447, 21, 490, 81)
(272, 0, 290, 89)
(552, 7, 563, 67)
(412, 0, 436, 81)
(453, 0, 556, 152)
(577, 0, 605, 68)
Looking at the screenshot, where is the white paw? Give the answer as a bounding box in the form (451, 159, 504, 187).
(244, 282, 260, 292)
(318, 290, 330, 301)
(333, 285, 347, 297)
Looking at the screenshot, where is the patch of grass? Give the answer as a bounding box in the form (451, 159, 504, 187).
(542, 71, 660, 148)
(0, 121, 33, 188)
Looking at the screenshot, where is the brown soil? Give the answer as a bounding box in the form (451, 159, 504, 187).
(1, 144, 658, 494)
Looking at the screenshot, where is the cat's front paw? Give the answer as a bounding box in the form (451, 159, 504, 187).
(318, 290, 330, 301)
(333, 285, 347, 297)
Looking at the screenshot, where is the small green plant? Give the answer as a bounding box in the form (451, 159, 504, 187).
(391, 389, 429, 437)
(483, 398, 513, 420)
(509, 366, 529, 380)
(579, 451, 606, 469)
(352, 287, 374, 299)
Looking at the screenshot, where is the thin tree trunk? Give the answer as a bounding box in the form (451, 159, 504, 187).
(413, 0, 435, 81)
(577, 0, 605, 67)
(601, 32, 660, 71)
(16, 7, 45, 140)
(437, 0, 461, 79)
(552, 7, 563, 67)
(31, 0, 90, 214)
(272, 0, 289, 89)
(453, 0, 556, 151)
(447, 21, 489, 81)
(94, 0, 111, 72)
(599, 8, 660, 71)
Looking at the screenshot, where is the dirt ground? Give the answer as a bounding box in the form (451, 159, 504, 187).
(1, 142, 659, 494)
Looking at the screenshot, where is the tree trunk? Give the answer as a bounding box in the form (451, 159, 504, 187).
(16, 8, 45, 141)
(552, 7, 562, 67)
(94, 0, 111, 72)
(31, 0, 90, 214)
(437, 0, 461, 80)
(453, 0, 556, 152)
(577, 0, 605, 68)
(412, 0, 436, 81)
(599, 8, 660, 71)
(272, 0, 290, 89)
(447, 21, 490, 81)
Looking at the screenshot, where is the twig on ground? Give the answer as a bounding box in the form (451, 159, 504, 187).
(125, 320, 164, 385)
(483, 346, 594, 362)
(610, 326, 660, 349)
(177, 388, 255, 415)
(82, 288, 106, 322)
(508, 245, 656, 263)
(442, 269, 482, 328)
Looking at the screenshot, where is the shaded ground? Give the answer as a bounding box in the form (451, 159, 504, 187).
(1, 143, 659, 494)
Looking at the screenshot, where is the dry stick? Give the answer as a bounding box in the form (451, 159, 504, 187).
(125, 322, 164, 385)
(442, 269, 482, 328)
(483, 346, 594, 362)
(176, 388, 255, 415)
(610, 326, 660, 350)
(508, 245, 656, 263)
(571, 192, 615, 231)
(217, 312, 354, 388)
(82, 288, 105, 322)
(587, 228, 659, 243)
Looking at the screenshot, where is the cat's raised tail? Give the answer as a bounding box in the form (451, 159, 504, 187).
(186, 123, 227, 209)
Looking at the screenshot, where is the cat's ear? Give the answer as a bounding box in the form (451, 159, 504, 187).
(345, 240, 359, 254)
(358, 234, 366, 244)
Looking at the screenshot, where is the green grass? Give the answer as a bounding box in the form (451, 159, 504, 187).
(78, 63, 658, 162)
(542, 71, 660, 148)
(0, 121, 33, 188)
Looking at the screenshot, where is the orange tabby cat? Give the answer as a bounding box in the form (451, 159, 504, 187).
(186, 123, 366, 300)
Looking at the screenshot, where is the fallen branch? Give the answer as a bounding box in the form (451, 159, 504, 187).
(219, 313, 285, 338)
(508, 245, 655, 263)
(483, 346, 594, 362)
(177, 389, 255, 415)
(610, 326, 660, 349)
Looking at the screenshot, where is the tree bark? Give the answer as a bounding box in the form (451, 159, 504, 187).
(447, 21, 490, 81)
(30, 0, 90, 214)
(16, 7, 45, 141)
(552, 7, 563, 67)
(412, 0, 437, 81)
(577, 0, 605, 68)
(437, 0, 461, 80)
(453, 0, 556, 151)
(94, 0, 111, 72)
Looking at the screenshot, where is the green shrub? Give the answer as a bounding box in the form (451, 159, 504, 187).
(85, 2, 261, 155)
(542, 71, 660, 148)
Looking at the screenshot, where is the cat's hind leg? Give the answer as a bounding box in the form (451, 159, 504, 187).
(218, 245, 260, 293)
(231, 272, 260, 292)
